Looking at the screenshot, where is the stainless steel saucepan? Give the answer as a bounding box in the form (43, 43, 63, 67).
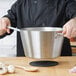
(8, 26, 64, 59)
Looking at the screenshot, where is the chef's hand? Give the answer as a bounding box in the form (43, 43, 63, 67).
(62, 17, 76, 39)
(0, 17, 11, 36)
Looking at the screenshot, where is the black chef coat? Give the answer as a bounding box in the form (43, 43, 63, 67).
(1, 0, 76, 56)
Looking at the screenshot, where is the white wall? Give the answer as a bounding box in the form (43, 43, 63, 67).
(0, 0, 17, 57)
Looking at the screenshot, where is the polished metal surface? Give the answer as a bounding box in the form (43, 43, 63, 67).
(20, 27, 64, 59)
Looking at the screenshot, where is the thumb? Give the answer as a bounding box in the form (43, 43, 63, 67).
(7, 28, 10, 33)
(62, 25, 67, 35)
(6, 25, 11, 34)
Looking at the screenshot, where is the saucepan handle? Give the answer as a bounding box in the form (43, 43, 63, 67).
(55, 29, 63, 38)
(7, 26, 20, 32)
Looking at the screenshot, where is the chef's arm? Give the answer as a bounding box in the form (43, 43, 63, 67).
(0, 0, 18, 39)
(3, 0, 18, 28)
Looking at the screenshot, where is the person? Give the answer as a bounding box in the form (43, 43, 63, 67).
(0, 0, 76, 56)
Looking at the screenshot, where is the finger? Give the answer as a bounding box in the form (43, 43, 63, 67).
(1, 19, 7, 31)
(62, 25, 67, 35)
(6, 26, 10, 33)
(66, 27, 72, 38)
(70, 28, 76, 38)
(63, 25, 72, 38)
(0, 19, 2, 30)
(2, 19, 10, 33)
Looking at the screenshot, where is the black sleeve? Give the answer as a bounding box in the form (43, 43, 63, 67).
(4, 0, 18, 28)
(66, 0, 76, 19)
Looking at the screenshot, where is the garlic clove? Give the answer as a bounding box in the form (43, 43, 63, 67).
(0, 66, 7, 75)
(7, 65, 15, 73)
(0, 62, 5, 68)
